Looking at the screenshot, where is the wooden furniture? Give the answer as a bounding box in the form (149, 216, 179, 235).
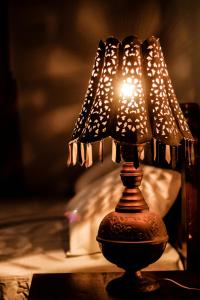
(181, 103, 200, 271)
(164, 103, 200, 271)
(29, 271, 200, 300)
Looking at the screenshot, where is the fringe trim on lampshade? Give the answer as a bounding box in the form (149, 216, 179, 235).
(191, 142, 195, 165)
(72, 141, 78, 165)
(67, 140, 85, 166)
(99, 140, 103, 163)
(85, 143, 93, 168)
(78, 142, 85, 166)
(171, 146, 177, 169)
(138, 145, 145, 161)
(152, 139, 172, 166)
(67, 142, 72, 166)
(67, 137, 195, 168)
(165, 145, 171, 164)
(111, 139, 116, 163)
(112, 140, 121, 163)
(67, 140, 78, 166)
(153, 138, 157, 162)
(184, 138, 195, 166)
(116, 141, 121, 163)
(152, 138, 195, 168)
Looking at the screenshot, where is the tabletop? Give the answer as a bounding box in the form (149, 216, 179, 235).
(28, 271, 200, 300)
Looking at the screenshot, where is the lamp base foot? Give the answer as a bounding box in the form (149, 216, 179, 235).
(106, 271, 159, 295)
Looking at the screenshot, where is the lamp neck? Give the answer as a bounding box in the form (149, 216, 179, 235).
(121, 144, 140, 168)
(115, 162, 149, 213)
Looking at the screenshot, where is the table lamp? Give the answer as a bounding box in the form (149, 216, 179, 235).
(67, 36, 193, 293)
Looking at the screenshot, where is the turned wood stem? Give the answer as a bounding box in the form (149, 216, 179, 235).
(115, 162, 149, 212)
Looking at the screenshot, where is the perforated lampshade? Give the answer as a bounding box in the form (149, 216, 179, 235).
(68, 36, 193, 167)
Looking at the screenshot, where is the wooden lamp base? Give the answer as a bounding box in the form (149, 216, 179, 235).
(97, 156, 168, 293)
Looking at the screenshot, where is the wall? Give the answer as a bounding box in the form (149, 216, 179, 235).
(8, 0, 200, 196)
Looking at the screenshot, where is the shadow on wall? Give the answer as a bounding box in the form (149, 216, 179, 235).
(8, 0, 200, 197)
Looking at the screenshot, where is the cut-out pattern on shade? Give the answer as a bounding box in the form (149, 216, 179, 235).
(157, 40, 192, 140)
(72, 40, 105, 140)
(68, 36, 194, 168)
(113, 36, 152, 144)
(80, 37, 119, 143)
(142, 37, 193, 145)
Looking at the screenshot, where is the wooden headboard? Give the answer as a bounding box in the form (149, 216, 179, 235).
(165, 102, 200, 270)
(180, 103, 200, 270)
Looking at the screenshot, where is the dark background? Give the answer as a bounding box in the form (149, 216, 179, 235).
(1, 0, 200, 197)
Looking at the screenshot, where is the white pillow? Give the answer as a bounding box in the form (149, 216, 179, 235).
(66, 164, 181, 256)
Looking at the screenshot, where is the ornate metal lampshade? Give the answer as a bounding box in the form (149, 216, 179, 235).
(67, 36, 194, 294)
(68, 36, 193, 168)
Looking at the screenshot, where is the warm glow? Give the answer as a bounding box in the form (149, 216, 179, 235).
(120, 78, 135, 97)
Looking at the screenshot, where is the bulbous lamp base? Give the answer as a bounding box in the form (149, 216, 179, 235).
(96, 161, 168, 294)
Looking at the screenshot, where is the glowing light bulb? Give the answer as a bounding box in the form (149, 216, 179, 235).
(120, 78, 135, 97)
